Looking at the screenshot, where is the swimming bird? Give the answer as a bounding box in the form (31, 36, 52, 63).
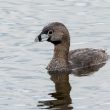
(35, 22, 108, 72)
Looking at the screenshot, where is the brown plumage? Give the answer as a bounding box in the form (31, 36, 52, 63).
(35, 22, 108, 72)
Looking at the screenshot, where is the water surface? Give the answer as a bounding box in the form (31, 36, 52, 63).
(0, 0, 110, 110)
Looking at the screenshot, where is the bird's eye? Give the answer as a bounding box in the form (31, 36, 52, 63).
(48, 30, 53, 35)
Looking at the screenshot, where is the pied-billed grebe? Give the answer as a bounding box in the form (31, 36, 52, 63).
(35, 22, 108, 71)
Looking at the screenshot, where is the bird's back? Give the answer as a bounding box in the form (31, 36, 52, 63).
(69, 48, 108, 69)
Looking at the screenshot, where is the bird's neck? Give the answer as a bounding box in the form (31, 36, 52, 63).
(54, 44, 69, 62)
(47, 40, 70, 71)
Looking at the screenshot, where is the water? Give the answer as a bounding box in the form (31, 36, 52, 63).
(0, 0, 110, 110)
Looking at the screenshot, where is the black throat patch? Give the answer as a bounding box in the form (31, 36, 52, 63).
(51, 40, 62, 45)
(47, 37, 61, 45)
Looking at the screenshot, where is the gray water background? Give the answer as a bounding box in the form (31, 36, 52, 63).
(0, 0, 110, 110)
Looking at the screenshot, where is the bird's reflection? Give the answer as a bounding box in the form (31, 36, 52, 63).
(71, 62, 106, 77)
(37, 62, 106, 109)
(38, 71, 73, 110)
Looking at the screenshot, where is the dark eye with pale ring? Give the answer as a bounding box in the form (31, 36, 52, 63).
(48, 30, 53, 35)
